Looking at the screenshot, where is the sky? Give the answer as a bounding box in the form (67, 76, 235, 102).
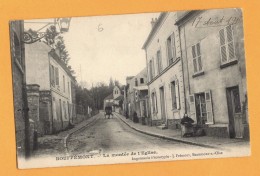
(25, 12, 160, 88)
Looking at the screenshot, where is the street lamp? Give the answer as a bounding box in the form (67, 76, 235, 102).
(23, 18, 71, 44)
(56, 18, 71, 33)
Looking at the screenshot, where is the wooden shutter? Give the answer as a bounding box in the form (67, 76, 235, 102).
(152, 58, 155, 79)
(219, 28, 227, 63)
(189, 94, 196, 122)
(175, 81, 180, 110)
(226, 25, 235, 60)
(192, 45, 198, 73)
(155, 91, 158, 112)
(165, 41, 169, 66)
(55, 67, 59, 85)
(50, 65, 54, 86)
(196, 43, 202, 71)
(205, 90, 214, 124)
(171, 33, 176, 60)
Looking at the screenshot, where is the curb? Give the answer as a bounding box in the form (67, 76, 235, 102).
(115, 113, 219, 149)
(63, 114, 101, 154)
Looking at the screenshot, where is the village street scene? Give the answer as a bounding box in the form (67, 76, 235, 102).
(10, 8, 250, 168)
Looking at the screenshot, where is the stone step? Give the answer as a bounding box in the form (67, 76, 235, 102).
(156, 124, 168, 130)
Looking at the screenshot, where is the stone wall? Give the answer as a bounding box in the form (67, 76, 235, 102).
(39, 91, 52, 134)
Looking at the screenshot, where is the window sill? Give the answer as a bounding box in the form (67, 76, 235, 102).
(220, 59, 238, 69)
(192, 71, 204, 78)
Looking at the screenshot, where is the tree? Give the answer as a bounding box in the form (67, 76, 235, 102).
(55, 35, 70, 65)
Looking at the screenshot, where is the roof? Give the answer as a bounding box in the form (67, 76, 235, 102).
(126, 76, 134, 80)
(142, 12, 167, 49)
(114, 95, 124, 101)
(49, 49, 76, 81)
(174, 10, 199, 25)
(104, 93, 113, 100)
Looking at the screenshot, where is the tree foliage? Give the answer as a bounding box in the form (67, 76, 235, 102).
(75, 79, 122, 111)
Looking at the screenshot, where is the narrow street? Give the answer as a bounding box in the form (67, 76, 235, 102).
(66, 112, 206, 155)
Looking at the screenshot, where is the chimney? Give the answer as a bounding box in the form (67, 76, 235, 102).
(151, 18, 158, 28)
(151, 18, 155, 28)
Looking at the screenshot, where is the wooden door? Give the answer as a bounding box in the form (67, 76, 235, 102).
(226, 87, 243, 138)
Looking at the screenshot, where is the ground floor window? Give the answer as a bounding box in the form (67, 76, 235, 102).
(189, 91, 213, 125)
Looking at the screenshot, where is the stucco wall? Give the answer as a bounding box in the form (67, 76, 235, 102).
(50, 57, 72, 103)
(145, 12, 185, 124)
(25, 42, 51, 90)
(180, 9, 247, 126)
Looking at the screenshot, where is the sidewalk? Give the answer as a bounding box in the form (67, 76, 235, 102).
(32, 114, 100, 157)
(115, 113, 250, 150)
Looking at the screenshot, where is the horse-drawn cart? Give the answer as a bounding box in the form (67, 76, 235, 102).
(104, 106, 113, 119)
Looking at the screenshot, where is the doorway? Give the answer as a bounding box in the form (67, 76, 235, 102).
(195, 93, 207, 125)
(159, 86, 166, 123)
(226, 86, 243, 138)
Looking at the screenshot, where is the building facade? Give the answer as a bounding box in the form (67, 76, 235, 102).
(25, 42, 75, 134)
(143, 13, 186, 129)
(177, 9, 249, 138)
(104, 86, 123, 112)
(126, 68, 149, 123)
(10, 20, 33, 158)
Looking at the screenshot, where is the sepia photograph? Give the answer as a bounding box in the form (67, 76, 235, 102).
(10, 8, 250, 169)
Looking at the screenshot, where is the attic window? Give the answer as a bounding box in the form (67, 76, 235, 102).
(140, 78, 144, 84)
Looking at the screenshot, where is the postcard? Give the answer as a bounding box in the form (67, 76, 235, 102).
(9, 8, 250, 169)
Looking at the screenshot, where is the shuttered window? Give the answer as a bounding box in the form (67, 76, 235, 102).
(55, 67, 59, 86)
(149, 60, 153, 81)
(171, 81, 180, 110)
(50, 65, 55, 86)
(157, 50, 162, 74)
(189, 91, 214, 125)
(166, 33, 176, 66)
(219, 25, 235, 64)
(192, 42, 203, 74)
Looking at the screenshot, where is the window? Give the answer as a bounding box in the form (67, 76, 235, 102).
(157, 50, 162, 74)
(140, 78, 144, 84)
(68, 82, 70, 96)
(149, 60, 153, 81)
(166, 33, 176, 65)
(50, 65, 55, 86)
(192, 43, 203, 73)
(63, 75, 65, 92)
(135, 78, 138, 86)
(219, 25, 235, 64)
(55, 67, 59, 86)
(189, 91, 214, 125)
(63, 101, 67, 119)
(151, 92, 157, 113)
(195, 93, 207, 124)
(171, 81, 180, 110)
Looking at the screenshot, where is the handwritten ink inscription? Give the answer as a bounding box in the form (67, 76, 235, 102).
(192, 16, 242, 28)
(98, 24, 104, 32)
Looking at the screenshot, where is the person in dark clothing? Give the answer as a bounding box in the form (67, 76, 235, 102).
(181, 114, 194, 127)
(133, 112, 139, 123)
(181, 114, 194, 137)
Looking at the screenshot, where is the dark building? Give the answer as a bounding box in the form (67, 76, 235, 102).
(10, 20, 32, 158)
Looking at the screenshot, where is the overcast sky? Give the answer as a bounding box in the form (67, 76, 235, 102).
(25, 12, 160, 88)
